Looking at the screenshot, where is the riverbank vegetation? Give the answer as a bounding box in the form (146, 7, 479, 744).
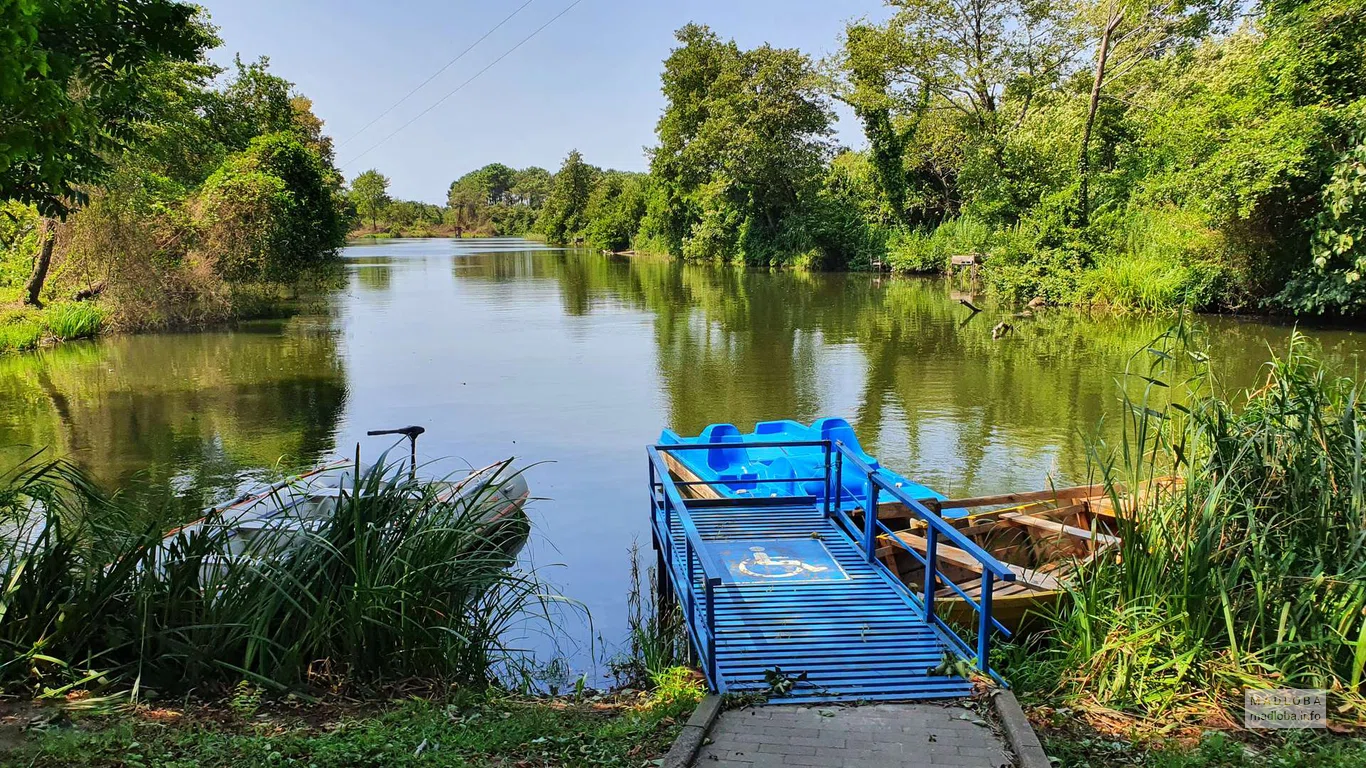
(0, 455, 700, 765)
(0, 1, 351, 354)
(991, 329, 1366, 760)
(0, 457, 547, 697)
(359, 0, 1364, 316)
(344, 164, 558, 240)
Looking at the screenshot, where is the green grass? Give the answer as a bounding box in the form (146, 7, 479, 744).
(1005, 325, 1366, 722)
(1082, 255, 1224, 311)
(41, 302, 105, 341)
(1043, 729, 1366, 768)
(885, 215, 993, 274)
(2, 690, 696, 767)
(0, 311, 43, 352)
(1, 454, 558, 697)
(0, 302, 106, 354)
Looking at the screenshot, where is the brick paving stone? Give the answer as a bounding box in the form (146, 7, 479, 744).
(691, 703, 1015, 768)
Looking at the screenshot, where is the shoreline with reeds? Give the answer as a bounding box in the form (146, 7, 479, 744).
(4, 330, 1366, 766)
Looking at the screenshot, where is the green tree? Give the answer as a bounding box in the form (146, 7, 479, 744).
(350, 170, 390, 231)
(1074, 0, 1232, 224)
(205, 56, 298, 154)
(537, 150, 598, 244)
(510, 167, 553, 207)
(0, 0, 215, 216)
(198, 133, 347, 281)
(2, 0, 214, 306)
(476, 163, 516, 205)
(583, 173, 648, 251)
(833, 0, 1081, 226)
(649, 24, 835, 265)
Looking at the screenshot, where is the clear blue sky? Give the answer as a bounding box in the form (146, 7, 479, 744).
(199, 0, 892, 203)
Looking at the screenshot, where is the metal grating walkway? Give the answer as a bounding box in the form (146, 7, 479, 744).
(662, 498, 974, 703)
(647, 440, 1015, 705)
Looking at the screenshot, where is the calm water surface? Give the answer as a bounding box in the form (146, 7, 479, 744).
(4, 238, 1365, 677)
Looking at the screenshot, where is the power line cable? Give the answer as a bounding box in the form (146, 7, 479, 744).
(341, 0, 584, 170)
(336, 0, 538, 148)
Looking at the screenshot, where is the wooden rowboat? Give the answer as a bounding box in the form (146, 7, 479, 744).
(873, 487, 1121, 631)
(870, 478, 1181, 631)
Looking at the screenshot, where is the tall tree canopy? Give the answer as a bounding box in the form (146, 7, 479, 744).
(648, 24, 835, 265)
(350, 169, 390, 231)
(537, 150, 598, 245)
(0, 0, 216, 217)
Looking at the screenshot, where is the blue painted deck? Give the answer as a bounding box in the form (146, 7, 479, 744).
(647, 433, 1018, 705)
(673, 498, 974, 702)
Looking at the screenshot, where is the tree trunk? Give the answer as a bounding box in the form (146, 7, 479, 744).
(24, 218, 57, 308)
(1078, 13, 1123, 228)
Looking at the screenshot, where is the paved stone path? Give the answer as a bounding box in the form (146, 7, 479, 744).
(692, 702, 1015, 768)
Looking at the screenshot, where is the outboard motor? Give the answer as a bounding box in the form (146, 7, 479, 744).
(366, 425, 426, 481)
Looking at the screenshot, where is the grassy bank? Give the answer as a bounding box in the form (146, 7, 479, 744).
(1040, 728, 1366, 768)
(0, 272, 336, 356)
(0, 457, 552, 697)
(0, 303, 105, 354)
(2, 688, 697, 767)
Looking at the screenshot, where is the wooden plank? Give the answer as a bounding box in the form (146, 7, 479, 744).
(999, 511, 1121, 547)
(887, 532, 1061, 591)
(661, 451, 724, 500)
(875, 493, 1097, 522)
(931, 483, 1109, 511)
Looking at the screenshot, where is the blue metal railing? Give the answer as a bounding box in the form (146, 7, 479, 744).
(828, 440, 1016, 674)
(648, 440, 834, 693)
(647, 438, 1016, 688)
(646, 446, 726, 690)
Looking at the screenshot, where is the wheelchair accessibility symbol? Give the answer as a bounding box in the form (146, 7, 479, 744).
(738, 547, 830, 579)
(713, 539, 849, 583)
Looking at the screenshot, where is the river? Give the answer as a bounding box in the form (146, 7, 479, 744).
(2, 238, 1363, 681)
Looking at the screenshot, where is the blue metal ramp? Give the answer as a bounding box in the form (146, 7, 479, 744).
(648, 439, 1015, 704)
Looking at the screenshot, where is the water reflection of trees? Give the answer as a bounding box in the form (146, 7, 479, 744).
(527, 250, 1341, 494)
(353, 263, 392, 291)
(0, 317, 346, 517)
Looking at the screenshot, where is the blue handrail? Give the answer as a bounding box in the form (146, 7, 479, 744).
(646, 446, 725, 690)
(831, 440, 1015, 673)
(649, 436, 1015, 687)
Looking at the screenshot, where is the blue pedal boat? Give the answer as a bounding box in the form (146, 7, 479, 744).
(658, 417, 944, 511)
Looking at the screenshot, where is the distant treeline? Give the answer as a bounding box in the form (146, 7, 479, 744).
(355, 2, 1366, 315)
(347, 158, 647, 252)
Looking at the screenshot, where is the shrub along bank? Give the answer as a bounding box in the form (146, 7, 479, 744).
(1, 2, 352, 354)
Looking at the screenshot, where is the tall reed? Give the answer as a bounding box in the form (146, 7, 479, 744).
(1027, 327, 1366, 721)
(610, 542, 687, 690)
(1, 453, 553, 697)
(42, 302, 105, 341)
